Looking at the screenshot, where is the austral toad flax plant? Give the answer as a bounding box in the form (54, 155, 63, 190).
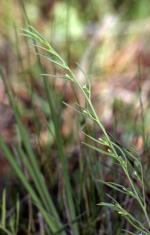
(0, 25, 150, 234)
(22, 26, 150, 235)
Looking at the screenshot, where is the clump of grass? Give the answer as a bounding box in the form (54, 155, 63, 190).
(0, 25, 150, 235)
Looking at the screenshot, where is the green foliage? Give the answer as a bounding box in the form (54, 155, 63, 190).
(1, 25, 150, 234)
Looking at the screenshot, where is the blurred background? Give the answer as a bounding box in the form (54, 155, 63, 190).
(1, 0, 150, 234)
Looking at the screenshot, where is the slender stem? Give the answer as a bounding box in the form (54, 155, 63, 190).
(125, 169, 150, 228)
(68, 68, 119, 157)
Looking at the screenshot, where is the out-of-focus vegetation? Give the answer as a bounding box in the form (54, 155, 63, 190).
(0, 0, 150, 234)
